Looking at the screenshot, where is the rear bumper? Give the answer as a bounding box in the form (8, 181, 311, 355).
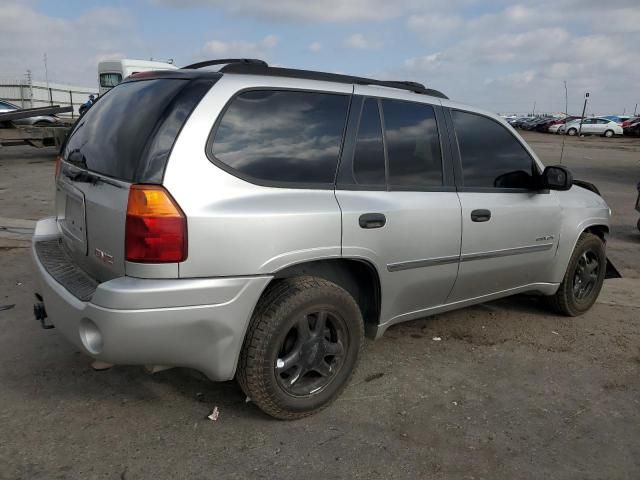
(32, 218, 271, 381)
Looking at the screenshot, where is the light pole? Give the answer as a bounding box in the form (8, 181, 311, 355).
(578, 92, 589, 137)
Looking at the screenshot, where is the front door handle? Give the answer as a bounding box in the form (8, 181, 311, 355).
(359, 213, 386, 229)
(471, 209, 491, 222)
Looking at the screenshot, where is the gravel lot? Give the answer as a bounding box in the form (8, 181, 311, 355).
(1, 132, 639, 479)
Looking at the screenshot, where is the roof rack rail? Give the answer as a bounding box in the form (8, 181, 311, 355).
(182, 58, 268, 70)
(218, 63, 448, 99)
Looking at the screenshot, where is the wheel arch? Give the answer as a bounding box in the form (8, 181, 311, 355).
(553, 221, 609, 283)
(268, 258, 382, 338)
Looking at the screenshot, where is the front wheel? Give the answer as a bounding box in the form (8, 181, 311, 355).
(567, 127, 578, 136)
(547, 233, 606, 316)
(237, 276, 364, 419)
(604, 129, 614, 138)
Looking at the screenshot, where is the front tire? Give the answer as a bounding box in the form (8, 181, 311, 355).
(604, 129, 614, 138)
(237, 276, 364, 420)
(567, 127, 578, 136)
(548, 233, 606, 316)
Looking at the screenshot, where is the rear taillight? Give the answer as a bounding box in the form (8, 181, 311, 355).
(125, 185, 187, 263)
(54, 155, 62, 179)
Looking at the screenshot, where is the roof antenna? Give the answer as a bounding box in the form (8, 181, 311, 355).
(559, 80, 568, 165)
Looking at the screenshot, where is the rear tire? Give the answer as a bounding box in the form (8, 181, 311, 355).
(567, 127, 578, 136)
(547, 233, 606, 316)
(604, 129, 614, 138)
(237, 276, 364, 420)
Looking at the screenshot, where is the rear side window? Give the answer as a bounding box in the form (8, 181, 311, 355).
(452, 110, 535, 189)
(352, 98, 385, 186)
(382, 99, 443, 188)
(211, 90, 349, 186)
(63, 79, 193, 182)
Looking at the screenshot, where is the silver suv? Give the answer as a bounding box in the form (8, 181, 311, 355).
(32, 59, 612, 419)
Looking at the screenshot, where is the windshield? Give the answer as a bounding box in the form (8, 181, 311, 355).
(99, 73, 123, 88)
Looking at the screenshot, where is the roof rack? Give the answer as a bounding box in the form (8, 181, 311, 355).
(221, 63, 448, 99)
(182, 59, 448, 99)
(182, 58, 268, 70)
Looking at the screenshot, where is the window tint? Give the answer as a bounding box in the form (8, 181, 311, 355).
(212, 90, 349, 186)
(382, 99, 443, 187)
(63, 78, 210, 183)
(452, 110, 535, 189)
(352, 98, 385, 186)
(0, 101, 15, 109)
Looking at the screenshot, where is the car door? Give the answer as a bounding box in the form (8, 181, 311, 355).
(335, 89, 461, 326)
(581, 118, 597, 134)
(445, 108, 562, 302)
(596, 119, 611, 134)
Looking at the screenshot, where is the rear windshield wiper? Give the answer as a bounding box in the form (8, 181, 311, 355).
(61, 167, 124, 188)
(64, 169, 96, 184)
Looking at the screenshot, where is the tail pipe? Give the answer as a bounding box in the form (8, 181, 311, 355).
(33, 293, 54, 329)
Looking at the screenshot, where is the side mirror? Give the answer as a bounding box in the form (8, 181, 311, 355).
(542, 165, 573, 191)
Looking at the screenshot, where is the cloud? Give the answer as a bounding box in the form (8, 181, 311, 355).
(201, 35, 278, 59)
(397, 1, 640, 114)
(308, 42, 322, 53)
(152, 0, 457, 22)
(0, 1, 136, 86)
(345, 33, 382, 49)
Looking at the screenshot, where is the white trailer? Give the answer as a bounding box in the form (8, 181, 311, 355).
(98, 59, 178, 95)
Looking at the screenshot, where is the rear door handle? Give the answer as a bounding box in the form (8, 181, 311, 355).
(359, 213, 386, 229)
(471, 209, 491, 222)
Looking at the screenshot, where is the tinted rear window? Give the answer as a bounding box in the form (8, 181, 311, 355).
(63, 79, 189, 182)
(211, 90, 350, 186)
(382, 99, 443, 187)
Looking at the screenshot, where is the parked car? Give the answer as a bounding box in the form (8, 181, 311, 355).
(623, 119, 640, 136)
(601, 115, 630, 125)
(536, 117, 565, 133)
(621, 116, 640, 129)
(563, 118, 623, 137)
(32, 60, 613, 419)
(519, 116, 548, 130)
(0, 99, 60, 126)
(509, 116, 532, 128)
(548, 116, 582, 134)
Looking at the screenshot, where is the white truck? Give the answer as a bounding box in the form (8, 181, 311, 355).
(98, 59, 178, 95)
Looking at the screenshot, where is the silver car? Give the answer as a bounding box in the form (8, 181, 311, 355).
(32, 60, 612, 419)
(0, 99, 60, 126)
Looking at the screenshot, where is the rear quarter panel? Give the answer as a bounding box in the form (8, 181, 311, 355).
(164, 75, 351, 277)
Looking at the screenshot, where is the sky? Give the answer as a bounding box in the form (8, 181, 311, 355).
(1, 0, 639, 115)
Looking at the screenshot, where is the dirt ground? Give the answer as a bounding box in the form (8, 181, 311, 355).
(0, 132, 639, 480)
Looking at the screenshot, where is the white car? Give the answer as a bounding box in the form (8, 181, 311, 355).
(548, 123, 564, 134)
(563, 118, 623, 137)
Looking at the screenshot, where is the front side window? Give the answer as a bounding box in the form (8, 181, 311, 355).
(452, 110, 535, 189)
(382, 99, 443, 188)
(352, 98, 385, 186)
(212, 90, 350, 186)
(99, 73, 123, 88)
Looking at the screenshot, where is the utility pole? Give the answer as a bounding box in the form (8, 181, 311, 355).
(532, 100, 536, 116)
(578, 92, 589, 137)
(43, 53, 50, 89)
(635, 103, 638, 116)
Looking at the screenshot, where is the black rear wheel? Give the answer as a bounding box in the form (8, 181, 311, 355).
(547, 233, 606, 316)
(237, 276, 363, 419)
